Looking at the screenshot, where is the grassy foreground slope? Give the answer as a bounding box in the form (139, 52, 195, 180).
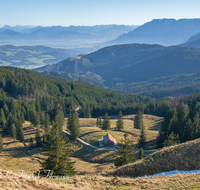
(107, 138, 200, 178)
(1, 169, 200, 189)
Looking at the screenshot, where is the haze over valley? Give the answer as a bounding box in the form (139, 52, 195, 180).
(1, 1, 200, 189)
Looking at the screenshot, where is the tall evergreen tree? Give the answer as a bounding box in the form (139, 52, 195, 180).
(102, 113, 111, 131)
(54, 106, 64, 131)
(29, 137, 33, 147)
(134, 110, 143, 129)
(138, 147, 145, 159)
(30, 109, 40, 127)
(0, 108, 6, 125)
(183, 118, 193, 142)
(192, 112, 200, 139)
(138, 124, 147, 148)
(10, 123, 16, 138)
(40, 122, 76, 176)
(5, 113, 14, 136)
(164, 131, 180, 147)
(16, 120, 24, 143)
(84, 104, 91, 118)
(114, 133, 137, 167)
(70, 112, 80, 140)
(116, 111, 124, 130)
(96, 117, 99, 126)
(0, 134, 3, 153)
(35, 126, 42, 146)
(44, 113, 50, 134)
(99, 117, 102, 126)
(67, 112, 73, 131)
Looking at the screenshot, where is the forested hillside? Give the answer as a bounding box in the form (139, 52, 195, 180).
(36, 43, 200, 98)
(2, 66, 200, 149)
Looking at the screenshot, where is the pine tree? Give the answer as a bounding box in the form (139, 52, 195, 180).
(70, 112, 80, 140)
(164, 131, 180, 147)
(29, 137, 33, 147)
(40, 122, 76, 176)
(134, 110, 143, 129)
(84, 104, 91, 118)
(116, 111, 124, 130)
(5, 113, 14, 135)
(30, 109, 40, 127)
(102, 113, 111, 131)
(192, 112, 200, 139)
(16, 120, 24, 143)
(114, 133, 137, 167)
(183, 118, 193, 142)
(44, 113, 50, 134)
(10, 123, 16, 138)
(0, 108, 6, 125)
(0, 134, 3, 153)
(67, 112, 73, 131)
(54, 106, 64, 131)
(138, 124, 147, 148)
(35, 126, 42, 146)
(99, 117, 102, 126)
(138, 147, 145, 159)
(96, 117, 99, 126)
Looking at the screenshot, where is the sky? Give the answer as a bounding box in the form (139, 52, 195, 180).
(1, 0, 200, 27)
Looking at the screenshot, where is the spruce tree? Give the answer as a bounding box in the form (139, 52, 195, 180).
(99, 117, 102, 126)
(134, 110, 143, 129)
(5, 113, 14, 135)
(164, 131, 180, 147)
(44, 113, 50, 134)
(35, 126, 42, 146)
(84, 104, 91, 118)
(54, 106, 64, 131)
(114, 133, 137, 167)
(16, 120, 24, 143)
(30, 109, 40, 127)
(29, 137, 33, 147)
(116, 111, 124, 130)
(102, 113, 111, 131)
(10, 123, 16, 138)
(138, 147, 145, 159)
(67, 112, 73, 131)
(40, 122, 76, 176)
(183, 118, 193, 142)
(138, 124, 147, 148)
(0, 134, 3, 153)
(192, 112, 200, 139)
(0, 108, 6, 125)
(96, 117, 99, 126)
(70, 112, 80, 140)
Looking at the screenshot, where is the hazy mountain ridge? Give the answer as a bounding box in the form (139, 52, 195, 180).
(112, 18, 200, 46)
(0, 25, 137, 47)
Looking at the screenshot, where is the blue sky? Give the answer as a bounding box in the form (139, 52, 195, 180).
(1, 0, 200, 27)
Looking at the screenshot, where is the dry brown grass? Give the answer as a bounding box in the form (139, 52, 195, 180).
(1, 169, 200, 190)
(107, 138, 200, 178)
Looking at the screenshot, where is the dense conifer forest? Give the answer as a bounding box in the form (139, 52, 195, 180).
(1, 66, 200, 147)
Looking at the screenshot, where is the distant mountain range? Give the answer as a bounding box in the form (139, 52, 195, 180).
(35, 43, 200, 97)
(111, 19, 200, 46)
(0, 25, 137, 50)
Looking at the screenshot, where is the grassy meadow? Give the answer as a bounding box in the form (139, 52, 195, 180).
(2, 114, 200, 189)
